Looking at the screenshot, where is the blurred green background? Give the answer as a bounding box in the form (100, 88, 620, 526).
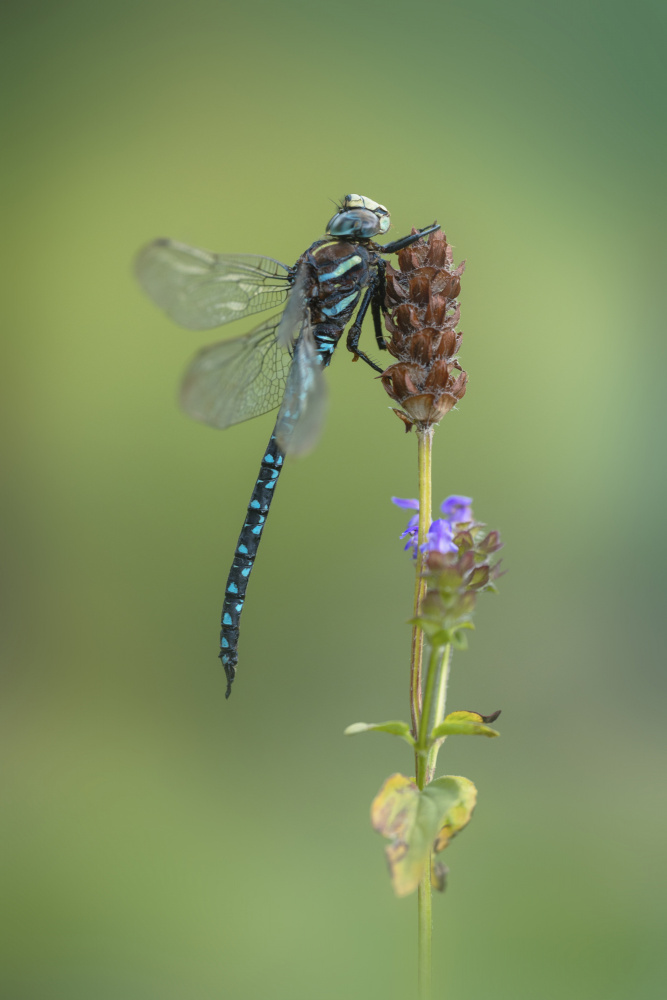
(2, 1, 665, 997)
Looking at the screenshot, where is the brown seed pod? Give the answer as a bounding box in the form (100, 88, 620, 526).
(381, 228, 467, 431)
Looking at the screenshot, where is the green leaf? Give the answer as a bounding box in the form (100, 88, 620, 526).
(344, 721, 415, 745)
(370, 774, 465, 897)
(446, 710, 493, 722)
(431, 710, 500, 739)
(430, 775, 478, 890)
(450, 628, 469, 650)
(431, 720, 499, 738)
(431, 776, 477, 850)
(407, 619, 452, 648)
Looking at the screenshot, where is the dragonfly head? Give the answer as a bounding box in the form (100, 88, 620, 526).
(326, 194, 391, 239)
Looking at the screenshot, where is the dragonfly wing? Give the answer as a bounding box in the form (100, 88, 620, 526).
(275, 263, 312, 349)
(135, 239, 291, 329)
(275, 323, 328, 457)
(181, 315, 291, 429)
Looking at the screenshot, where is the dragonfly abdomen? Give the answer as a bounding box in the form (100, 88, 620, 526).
(219, 431, 285, 695)
(218, 330, 341, 696)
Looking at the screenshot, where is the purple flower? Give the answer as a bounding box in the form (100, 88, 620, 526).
(440, 495, 473, 524)
(421, 518, 458, 555)
(391, 497, 420, 510)
(399, 514, 420, 556)
(392, 494, 474, 558)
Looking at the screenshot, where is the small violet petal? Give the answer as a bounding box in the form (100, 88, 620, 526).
(398, 514, 419, 539)
(421, 518, 458, 555)
(441, 495, 473, 524)
(391, 497, 420, 510)
(399, 514, 420, 557)
(394, 494, 472, 558)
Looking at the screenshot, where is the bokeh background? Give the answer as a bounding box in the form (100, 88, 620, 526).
(2, 1, 666, 997)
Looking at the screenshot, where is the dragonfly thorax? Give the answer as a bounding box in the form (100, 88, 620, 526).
(326, 193, 391, 239)
(309, 241, 369, 326)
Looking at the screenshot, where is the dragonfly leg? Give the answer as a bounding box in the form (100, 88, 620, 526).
(347, 286, 384, 373)
(380, 222, 440, 255)
(372, 259, 388, 352)
(371, 296, 387, 352)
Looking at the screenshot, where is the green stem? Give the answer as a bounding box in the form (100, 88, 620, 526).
(427, 643, 452, 782)
(415, 641, 447, 1000)
(417, 644, 445, 758)
(417, 872, 432, 1000)
(410, 427, 433, 736)
(411, 425, 434, 1000)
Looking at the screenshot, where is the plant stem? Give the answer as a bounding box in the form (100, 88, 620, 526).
(410, 426, 433, 735)
(417, 644, 445, 760)
(412, 425, 434, 1000)
(427, 643, 452, 782)
(417, 871, 432, 1000)
(415, 641, 448, 1000)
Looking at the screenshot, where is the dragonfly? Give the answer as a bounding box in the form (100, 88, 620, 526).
(135, 194, 440, 696)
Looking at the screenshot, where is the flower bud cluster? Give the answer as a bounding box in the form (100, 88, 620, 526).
(394, 495, 503, 648)
(420, 520, 503, 647)
(381, 229, 467, 430)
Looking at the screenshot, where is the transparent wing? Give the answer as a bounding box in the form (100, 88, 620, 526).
(135, 238, 291, 330)
(180, 316, 292, 429)
(275, 263, 311, 349)
(275, 323, 328, 457)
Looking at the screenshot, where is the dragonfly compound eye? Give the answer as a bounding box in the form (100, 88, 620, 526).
(326, 207, 384, 238)
(326, 194, 391, 238)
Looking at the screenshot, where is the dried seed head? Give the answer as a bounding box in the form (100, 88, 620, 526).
(381, 228, 467, 431)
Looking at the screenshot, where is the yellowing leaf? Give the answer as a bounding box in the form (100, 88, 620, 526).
(432, 776, 477, 853)
(371, 774, 464, 897)
(431, 710, 500, 739)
